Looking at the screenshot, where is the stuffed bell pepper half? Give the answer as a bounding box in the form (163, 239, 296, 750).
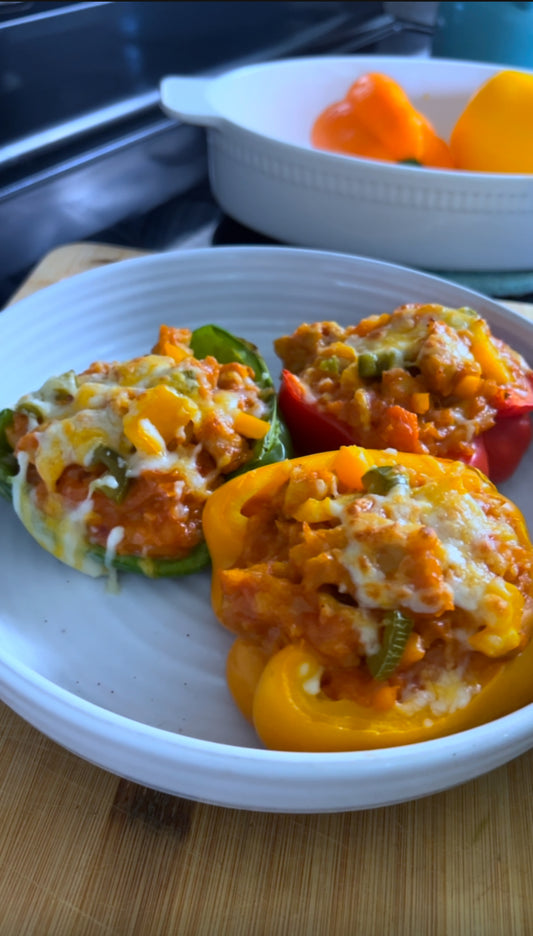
(275, 304, 533, 483)
(0, 324, 291, 578)
(203, 445, 533, 752)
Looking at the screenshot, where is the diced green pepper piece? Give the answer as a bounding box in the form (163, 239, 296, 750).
(367, 610, 415, 680)
(18, 400, 48, 419)
(21, 371, 78, 414)
(319, 356, 340, 374)
(90, 445, 129, 503)
(376, 349, 403, 371)
(362, 465, 410, 495)
(358, 351, 379, 378)
(358, 348, 403, 379)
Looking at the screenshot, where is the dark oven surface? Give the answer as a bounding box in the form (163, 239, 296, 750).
(1, 2, 440, 303)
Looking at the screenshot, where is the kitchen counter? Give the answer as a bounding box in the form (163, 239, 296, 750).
(2, 241, 533, 936)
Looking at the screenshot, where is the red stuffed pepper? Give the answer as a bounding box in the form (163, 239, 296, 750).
(275, 304, 533, 483)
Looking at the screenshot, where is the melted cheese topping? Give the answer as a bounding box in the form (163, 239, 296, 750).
(397, 665, 477, 717)
(344, 304, 478, 365)
(331, 477, 524, 657)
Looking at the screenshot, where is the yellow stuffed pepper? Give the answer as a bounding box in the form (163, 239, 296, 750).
(203, 446, 533, 752)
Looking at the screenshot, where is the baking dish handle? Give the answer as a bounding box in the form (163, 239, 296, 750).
(159, 76, 221, 128)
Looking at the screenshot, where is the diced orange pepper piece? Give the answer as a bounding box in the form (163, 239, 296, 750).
(160, 341, 191, 364)
(454, 374, 482, 398)
(410, 392, 430, 415)
(398, 631, 426, 668)
(470, 320, 511, 383)
(123, 385, 197, 454)
(233, 411, 271, 439)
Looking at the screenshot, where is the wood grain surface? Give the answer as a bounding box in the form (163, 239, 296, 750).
(2, 241, 533, 936)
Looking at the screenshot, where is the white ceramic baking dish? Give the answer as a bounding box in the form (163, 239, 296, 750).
(160, 55, 533, 272)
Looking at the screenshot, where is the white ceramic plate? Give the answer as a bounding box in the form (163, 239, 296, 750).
(161, 56, 533, 272)
(1, 246, 533, 813)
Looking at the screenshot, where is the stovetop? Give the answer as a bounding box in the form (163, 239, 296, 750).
(1, 1, 442, 306)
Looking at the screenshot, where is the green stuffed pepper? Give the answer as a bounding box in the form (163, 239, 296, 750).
(0, 323, 291, 578)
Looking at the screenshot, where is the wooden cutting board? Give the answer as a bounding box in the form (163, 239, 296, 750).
(2, 241, 533, 936)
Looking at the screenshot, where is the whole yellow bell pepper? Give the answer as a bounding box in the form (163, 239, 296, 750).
(450, 69, 533, 173)
(203, 446, 533, 752)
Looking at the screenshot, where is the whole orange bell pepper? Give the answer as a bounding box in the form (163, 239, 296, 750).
(312, 72, 454, 169)
(203, 445, 533, 752)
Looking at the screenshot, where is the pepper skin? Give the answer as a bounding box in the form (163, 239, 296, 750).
(278, 369, 355, 453)
(450, 69, 533, 173)
(203, 446, 533, 752)
(278, 368, 533, 481)
(251, 640, 533, 752)
(312, 72, 454, 168)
